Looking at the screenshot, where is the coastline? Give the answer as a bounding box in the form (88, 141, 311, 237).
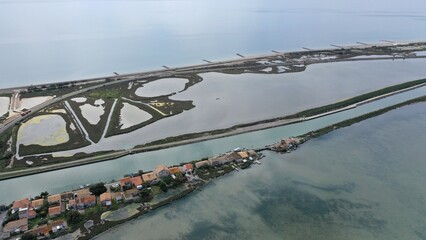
(0, 80, 425, 180)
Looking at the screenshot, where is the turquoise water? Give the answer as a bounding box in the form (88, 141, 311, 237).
(93, 102, 426, 240)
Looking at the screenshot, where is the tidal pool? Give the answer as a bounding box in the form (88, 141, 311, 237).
(119, 102, 152, 130)
(79, 102, 104, 125)
(0, 97, 10, 116)
(135, 78, 188, 97)
(17, 114, 69, 147)
(20, 96, 53, 110)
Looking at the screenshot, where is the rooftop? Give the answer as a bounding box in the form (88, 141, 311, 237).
(48, 206, 62, 216)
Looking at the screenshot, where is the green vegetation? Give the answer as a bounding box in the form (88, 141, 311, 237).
(66, 210, 84, 226)
(21, 232, 37, 240)
(89, 182, 107, 196)
(88, 88, 121, 99)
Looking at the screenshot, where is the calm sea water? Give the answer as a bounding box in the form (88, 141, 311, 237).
(1, 0, 426, 88)
(93, 102, 426, 240)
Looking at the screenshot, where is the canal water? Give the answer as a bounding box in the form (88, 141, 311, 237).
(0, 86, 424, 204)
(1, 0, 426, 88)
(93, 102, 426, 240)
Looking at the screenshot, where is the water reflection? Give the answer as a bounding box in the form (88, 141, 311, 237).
(94, 102, 426, 240)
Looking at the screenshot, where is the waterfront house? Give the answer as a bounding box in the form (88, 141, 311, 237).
(154, 165, 171, 178)
(48, 205, 62, 217)
(74, 188, 92, 198)
(120, 176, 143, 190)
(47, 194, 61, 206)
(28, 209, 37, 219)
(60, 192, 74, 201)
(180, 163, 194, 173)
(11, 198, 30, 213)
(237, 151, 249, 159)
(31, 198, 45, 210)
(248, 149, 257, 157)
(168, 166, 181, 175)
(226, 152, 242, 162)
(195, 160, 211, 168)
(3, 218, 28, 234)
(100, 192, 112, 206)
(142, 172, 158, 185)
(208, 156, 228, 166)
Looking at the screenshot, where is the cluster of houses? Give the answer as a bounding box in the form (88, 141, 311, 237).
(194, 150, 257, 168)
(1, 196, 67, 239)
(270, 138, 301, 152)
(2, 149, 257, 239)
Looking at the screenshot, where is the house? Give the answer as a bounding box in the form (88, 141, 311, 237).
(31, 224, 51, 238)
(208, 156, 229, 166)
(226, 152, 242, 162)
(3, 218, 28, 234)
(18, 207, 29, 219)
(67, 199, 76, 210)
(100, 192, 112, 206)
(28, 209, 37, 219)
(74, 188, 92, 198)
(237, 151, 249, 159)
(248, 149, 257, 157)
(11, 198, 30, 212)
(112, 192, 124, 203)
(123, 189, 139, 203)
(60, 192, 74, 201)
(82, 195, 96, 208)
(31, 199, 45, 210)
(47, 194, 61, 205)
(155, 165, 171, 178)
(49, 220, 68, 233)
(180, 163, 194, 173)
(168, 166, 181, 175)
(120, 176, 143, 190)
(195, 160, 211, 168)
(48, 205, 62, 217)
(142, 172, 157, 184)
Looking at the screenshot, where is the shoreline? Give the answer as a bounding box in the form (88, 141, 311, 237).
(0, 80, 425, 180)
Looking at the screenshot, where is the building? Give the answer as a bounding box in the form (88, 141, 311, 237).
(28, 209, 37, 219)
(31, 224, 51, 238)
(60, 192, 74, 201)
(47, 194, 61, 206)
(195, 160, 211, 168)
(142, 172, 157, 185)
(208, 156, 228, 166)
(248, 149, 257, 157)
(180, 163, 194, 173)
(48, 205, 62, 217)
(100, 192, 112, 206)
(168, 166, 181, 175)
(3, 218, 28, 234)
(112, 192, 124, 203)
(237, 151, 249, 159)
(120, 176, 143, 190)
(123, 189, 140, 203)
(82, 195, 96, 208)
(31, 199, 45, 210)
(49, 220, 68, 233)
(74, 188, 92, 198)
(154, 165, 170, 178)
(11, 198, 30, 212)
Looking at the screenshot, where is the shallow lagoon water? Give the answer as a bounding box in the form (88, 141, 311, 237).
(119, 102, 152, 129)
(17, 114, 69, 147)
(135, 78, 188, 98)
(79, 103, 104, 125)
(0, 97, 9, 116)
(93, 102, 426, 240)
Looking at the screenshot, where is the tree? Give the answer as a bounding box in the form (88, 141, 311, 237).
(21, 233, 37, 240)
(66, 210, 83, 225)
(40, 191, 49, 198)
(89, 182, 107, 196)
(159, 181, 167, 192)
